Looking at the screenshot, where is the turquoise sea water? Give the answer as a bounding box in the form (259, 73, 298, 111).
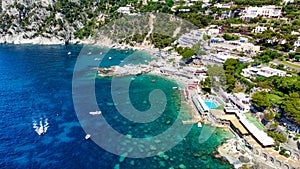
(0, 44, 233, 168)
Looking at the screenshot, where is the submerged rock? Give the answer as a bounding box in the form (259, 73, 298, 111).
(201, 156, 207, 161)
(163, 155, 169, 160)
(157, 152, 164, 157)
(179, 164, 186, 169)
(119, 152, 128, 163)
(154, 139, 161, 143)
(150, 145, 157, 151)
(130, 160, 135, 165)
(114, 164, 120, 169)
(126, 134, 133, 139)
(106, 102, 114, 106)
(159, 161, 166, 167)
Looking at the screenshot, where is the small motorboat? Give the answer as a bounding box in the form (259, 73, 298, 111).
(37, 126, 45, 135)
(67, 52, 71, 55)
(89, 111, 102, 115)
(172, 87, 178, 89)
(197, 122, 202, 128)
(85, 134, 91, 140)
(109, 57, 112, 60)
(33, 118, 49, 135)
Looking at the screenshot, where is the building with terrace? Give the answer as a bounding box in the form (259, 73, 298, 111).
(242, 66, 287, 78)
(241, 5, 282, 20)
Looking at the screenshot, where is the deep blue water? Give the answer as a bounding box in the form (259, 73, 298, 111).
(0, 45, 232, 169)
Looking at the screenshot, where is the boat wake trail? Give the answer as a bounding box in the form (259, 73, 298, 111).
(33, 118, 49, 136)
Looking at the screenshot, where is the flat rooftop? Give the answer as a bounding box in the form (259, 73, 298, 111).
(221, 115, 249, 135)
(237, 113, 275, 147)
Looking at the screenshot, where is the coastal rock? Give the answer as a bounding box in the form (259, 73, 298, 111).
(126, 134, 132, 139)
(201, 156, 207, 161)
(119, 152, 128, 163)
(130, 160, 135, 165)
(150, 145, 157, 151)
(159, 161, 166, 167)
(114, 164, 120, 169)
(0, 34, 65, 45)
(179, 164, 186, 169)
(154, 139, 161, 143)
(238, 156, 250, 163)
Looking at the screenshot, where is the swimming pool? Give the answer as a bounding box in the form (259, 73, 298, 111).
(205, 101, 218, 109)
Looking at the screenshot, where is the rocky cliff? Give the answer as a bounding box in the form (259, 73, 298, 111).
(0, 0, 99, 45)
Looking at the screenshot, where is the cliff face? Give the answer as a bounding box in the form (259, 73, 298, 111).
(1, 0, 55, 12)
(0, 1, 190, 47)
(0, 0, 86, 44)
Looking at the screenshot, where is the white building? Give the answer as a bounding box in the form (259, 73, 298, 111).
(294, 37, 300, 47)
(210, 38, 260, 53)
(242, 66, 287, 78)
(283, 0, 294, 4)
(242, 5, 282, 20)
(236, 42, 261, 53)
(229, 93, 250, 113)
(210, 53, 238, 63)
(213, 2, 233, 9)
(291, 31, 300, 35)
(237, 113, 275, 147)
(252, 26, 268, 33)
(117, 5, 132, 15)
(207, 29, 220, 36)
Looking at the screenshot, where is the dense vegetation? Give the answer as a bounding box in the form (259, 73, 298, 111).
(268, 131, 287, 143)
(223, 59, 254, 93)
(251, 91, 270, 110)
(222, 33, 239, 41)
(233, 0, 282, 6)
(175, 47, 195, 60)
(253, 49, 284, 63)
(283, 0, 300, 18)
(255, 75, 300, 123)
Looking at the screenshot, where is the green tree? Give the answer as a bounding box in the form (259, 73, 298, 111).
(181, 48, 195, 59)
(200, 76, 212, 93)
(251, 91, 271, 109)
(223, 33, 239, 41)
(281, 93, 300, 123)
(224, 58, 239, 71)
(267, 131, 287, 143)
(264, 111, 275, 122)
(226, 75, 236, 92)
